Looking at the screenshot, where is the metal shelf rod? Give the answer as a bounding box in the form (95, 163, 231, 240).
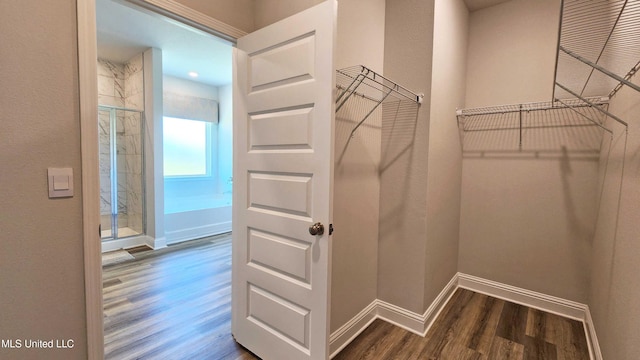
(556, 82, 628, 127)
(560, 46, 640, 94)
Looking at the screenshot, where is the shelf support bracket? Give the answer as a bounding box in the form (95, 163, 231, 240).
(555, 82, 628, 127)
(349, 87, 393, 138)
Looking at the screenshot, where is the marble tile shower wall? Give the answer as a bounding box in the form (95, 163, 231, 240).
(98, 55, 144, 235)
(124, 54, 144, 234)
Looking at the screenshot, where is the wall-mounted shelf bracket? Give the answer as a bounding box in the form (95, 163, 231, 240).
(336, 65, 423, 138)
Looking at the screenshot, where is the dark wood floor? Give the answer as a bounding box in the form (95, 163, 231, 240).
(102, 233, 258, 360)
(335, 289, 590, 360)
(104, 236, 589, 360)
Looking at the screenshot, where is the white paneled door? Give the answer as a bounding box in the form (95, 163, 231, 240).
(232, 1, 336, 359)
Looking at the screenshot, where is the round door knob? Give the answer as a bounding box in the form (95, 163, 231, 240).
(309, 222, 325, 236)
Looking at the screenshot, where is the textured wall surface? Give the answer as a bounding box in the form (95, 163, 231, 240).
(588, 72, 640, 360)
(377, 0, 434, 314)
(0, 1, 88, 358)
(459, 0, 597, 303)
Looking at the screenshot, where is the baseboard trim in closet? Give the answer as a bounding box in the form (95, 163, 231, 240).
(457, 273, 587, 320)
(329, 300, 378, 358)
(457, 272, 602, 360)
(584, 306, 603, 360)
(330, 272, 602, 360)
(329, 274, 458, 358)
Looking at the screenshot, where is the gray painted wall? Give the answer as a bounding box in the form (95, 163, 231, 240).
(0, 1, 88, 358)
(458, 0, 597, 303)
(377, 0, 435, 314)
(331, 0, 386, 333)
(423, 0, 467, 307)
(589, 73, 640, 360)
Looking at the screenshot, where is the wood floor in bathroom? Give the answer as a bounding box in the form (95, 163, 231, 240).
(102, 233, 257, 360)
(103, 234, 589, 360)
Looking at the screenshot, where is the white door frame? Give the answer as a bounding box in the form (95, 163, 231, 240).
(77, 1, 246, 358)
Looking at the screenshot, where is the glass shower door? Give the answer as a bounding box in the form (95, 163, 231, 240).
(99, 106, 145, 240)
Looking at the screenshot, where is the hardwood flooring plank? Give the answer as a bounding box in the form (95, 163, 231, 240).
(496, 301, 529, 343)
(383, 329, 431, 360)
(102, 234, 258, 360)
(466, 294, 504, 355)
(489, 336, 525, 360)
(339, 288, 589, 360)
(104, 234, 590, 360)
(333, 319, 401, 359)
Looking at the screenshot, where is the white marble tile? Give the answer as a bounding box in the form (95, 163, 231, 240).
(127, 174, 142, 195)
(97, 59, 112, 77)
(99, 153, 111, 171)
(125, 92, 144, 111)
(98, 94, 124, 108)
(126, 155, 142, 175)
(125, 134, 141, 156)
(117, 194, 127, 213)
(115, 77, 125, 99)
(98, 59, 124, 80)
(124, 113, 141, 135)
(116, 116, 126, 134)
(125, 53, 143, 75)
(100, 195, 111, 214)
(125, 71, 143, 98)
(117, 214, 128, 227)
(97, 75, 114, 97)
(116, 135, 126, 155)
(117, 157, 127, 175)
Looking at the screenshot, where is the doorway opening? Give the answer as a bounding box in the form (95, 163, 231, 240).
(96, 0, 237, 357)
(96, 0, 233, 251)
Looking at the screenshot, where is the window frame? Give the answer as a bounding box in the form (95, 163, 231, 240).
(162, 116, 215, 179)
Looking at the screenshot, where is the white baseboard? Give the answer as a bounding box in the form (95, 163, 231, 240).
(329, 272, 602, 360)
(150, 236, 166, 250)
(457, 273, 587, 321)
(584, 307, 603, 360)
(329, 301, 377, 358)
(329, 274, 457, 358)
(165, 221, 231, 245)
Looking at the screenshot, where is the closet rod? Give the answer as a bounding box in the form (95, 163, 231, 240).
(560, 46, 640, 94)
(555, 82, 628, 127)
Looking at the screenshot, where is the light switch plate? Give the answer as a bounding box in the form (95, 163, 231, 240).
(48, 167, 74, 198)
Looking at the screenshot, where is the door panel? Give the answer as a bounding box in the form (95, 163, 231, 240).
(232, 2, 336, 360)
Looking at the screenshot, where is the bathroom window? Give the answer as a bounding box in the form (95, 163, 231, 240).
(163, 116, 213, 177)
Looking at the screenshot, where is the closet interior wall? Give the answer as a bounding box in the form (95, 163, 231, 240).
(552, 1, 640, 358)
(459, 0, 597, 303)
(588, 71, 640, 360)
(330, 0, 386, 334)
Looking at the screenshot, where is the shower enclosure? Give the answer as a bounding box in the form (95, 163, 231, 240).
(99, 105, 145, 240)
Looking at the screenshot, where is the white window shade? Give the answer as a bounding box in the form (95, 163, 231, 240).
(163, 92, 219, 123)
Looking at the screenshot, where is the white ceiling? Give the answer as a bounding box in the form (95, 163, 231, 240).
(96, 0, 233, 87)
(464, 0, 512, 12)
(96, 0, 510, 87)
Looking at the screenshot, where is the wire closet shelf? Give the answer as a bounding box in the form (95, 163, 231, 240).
(336, 65, 423, 137)
(456, 98, 610, 152)
(552, 0, 639, 128)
